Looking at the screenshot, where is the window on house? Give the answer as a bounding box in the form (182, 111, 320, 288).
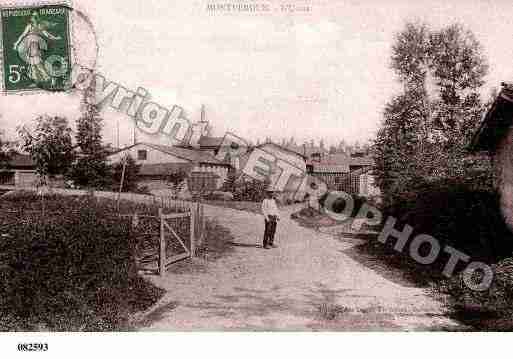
(137, 150, 147, 161)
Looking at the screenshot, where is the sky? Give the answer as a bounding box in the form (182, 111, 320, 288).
(1, 0, 513, 148)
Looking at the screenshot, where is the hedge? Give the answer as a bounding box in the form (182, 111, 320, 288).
(0, 192, 164, 331)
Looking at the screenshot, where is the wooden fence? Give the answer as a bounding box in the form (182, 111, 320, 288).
(123, 202, 206, 276)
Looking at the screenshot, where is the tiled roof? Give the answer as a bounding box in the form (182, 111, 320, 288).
(313, 164, 350, 173)
(317, 153, 374, 167)
(322, 153, 351, 165)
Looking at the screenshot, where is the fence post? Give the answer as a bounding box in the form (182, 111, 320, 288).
(190, 203, 196, 258)
(198, 203, 205, 245)
(159, 208, 166, 276)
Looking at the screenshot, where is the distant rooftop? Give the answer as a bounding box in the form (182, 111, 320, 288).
(312, 153, 374, 167)
(111, 142, 229, 165)
(198, 136, 224, 148)
(143, 143, 227, 165)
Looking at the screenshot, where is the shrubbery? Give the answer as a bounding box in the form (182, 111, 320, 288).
(318, 192, 368, 219)
(218, 172, 271, 202)
(0, 193, 164, 331)
(436, 257, 513, 330)
(382, 178, 513, 264)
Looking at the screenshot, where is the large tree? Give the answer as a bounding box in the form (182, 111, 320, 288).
(374, 22, 489, 202)
(17, 115, 74, 179)
(428, 24, 488, 149)
(69, 94, 111, 189)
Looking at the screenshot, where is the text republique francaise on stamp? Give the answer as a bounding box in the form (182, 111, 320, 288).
(1, 3, 71, 92)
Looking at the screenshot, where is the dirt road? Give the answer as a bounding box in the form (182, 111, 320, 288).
(138, 204, 464, 331)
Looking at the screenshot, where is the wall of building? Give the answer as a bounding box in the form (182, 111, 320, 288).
(193, 164, 228, 188)
(312, 172, 350, 192)
(108, 144, 190, 165)
(108, 144, 228, 190)
(359, 172, 381, 199)
(494, 128, 513, 230)
(15, 170, 38, 187)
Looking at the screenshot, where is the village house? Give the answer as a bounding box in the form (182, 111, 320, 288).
(236, 142, 308, 201)
(0, 152, 38, 188)
(307, 151, 380, 198)
(107, 142, 231, 195)
(471, 82, 513, 230)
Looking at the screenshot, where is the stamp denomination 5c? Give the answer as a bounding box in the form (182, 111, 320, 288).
(1, 3, 71, 92)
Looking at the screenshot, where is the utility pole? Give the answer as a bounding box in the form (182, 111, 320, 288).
(117, 156, 127, 212)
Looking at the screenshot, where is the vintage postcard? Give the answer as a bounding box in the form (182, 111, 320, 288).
(0, 0, 512, 357)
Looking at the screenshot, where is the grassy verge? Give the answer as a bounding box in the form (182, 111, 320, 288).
(164, 218, 236, 276)
(290, 207, 342, 229)
(0, 191, 165, 331)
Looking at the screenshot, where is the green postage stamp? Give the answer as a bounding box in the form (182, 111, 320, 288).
(1, 3, 72, 93)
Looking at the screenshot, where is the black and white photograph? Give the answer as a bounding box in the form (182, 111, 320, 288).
(0, 0, 512, 357)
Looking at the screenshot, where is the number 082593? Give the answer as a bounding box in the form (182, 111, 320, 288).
(17, 343, 49, 352)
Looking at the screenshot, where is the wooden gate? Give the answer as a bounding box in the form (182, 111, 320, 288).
(125, 203, 204, 276)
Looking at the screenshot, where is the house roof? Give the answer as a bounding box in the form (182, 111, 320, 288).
(112, 142, 228, 165)
(5, 152, 35, 168)
(312, 153, 374, 168)
(198, 136, 224, 148)
(258, 142, 308, 160)
(144, 143, 225, 164)
(313, 164, 350, 173)
(350, 156, 374, 167)
(471, 83, 513, 152)
(139, 163, 193, 176)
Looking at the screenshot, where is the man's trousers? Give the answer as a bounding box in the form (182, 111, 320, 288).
(263, 218, 277, 247)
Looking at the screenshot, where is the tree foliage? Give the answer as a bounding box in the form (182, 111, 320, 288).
(69, 101, 111, 188)
(374, 22, 490, 206)
(111, 155, 141, 193)
(17, 115, 74, 179)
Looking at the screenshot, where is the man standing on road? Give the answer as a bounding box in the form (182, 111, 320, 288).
(262, 190, 280, 249)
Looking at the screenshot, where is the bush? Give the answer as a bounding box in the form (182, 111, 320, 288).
(318, 192, 368, 218)
(110, 155, 142, 193)
(389, 178, 513, 263)
(437, 257, 513, 330)
(233, 178, 270, 202)
(0, 194, 164, 331)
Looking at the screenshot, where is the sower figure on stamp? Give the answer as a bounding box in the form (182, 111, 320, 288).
(262, 190, 280, 249)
